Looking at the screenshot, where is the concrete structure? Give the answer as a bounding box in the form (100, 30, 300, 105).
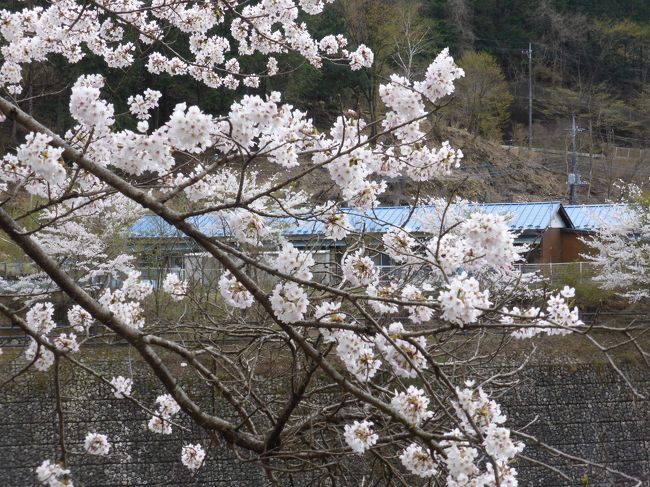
(0, 350, 647, 487)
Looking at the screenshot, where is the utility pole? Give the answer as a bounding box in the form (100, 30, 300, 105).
(527, 42, 533, 150)
(568, 115, 587, 204)
(520, 43, 533, 149)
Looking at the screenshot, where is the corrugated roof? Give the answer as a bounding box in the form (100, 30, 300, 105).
(565, 204, 629, 231)
(471, 202, 570, 231)
(129, 214, 228, 238)
(285, 202, 569, 235)
(129, 201, 571, 240)
(281, 207, 424, 236)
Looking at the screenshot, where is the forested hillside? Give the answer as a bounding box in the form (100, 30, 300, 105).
(1, 0, 649, 201)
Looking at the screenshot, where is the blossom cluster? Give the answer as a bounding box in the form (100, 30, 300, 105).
(343, 420, 378, 454)
(423, 207, 521, 277)
(227, 209, 270, 246)
(539, 286, 583, 333)
(67, 305, 93, 333)
(375, 322, 428, 378)
(401, 284, 435, 324)
(321, 209, 354, 240)
(314, 301, 347, 340)
(24, 301, 82, 371)
(366, 283, 400, 314)
(148, 393, 181, 435)
(162, 273, 188, 301)
(442, 382, 524, 485)
(14, 132, 66, 185)
(332, 329, 382, 381)
(315, 301, 384, 380)
(181, 443, 206, 471)
(391, 386, 434, 426)
(98, 271, 152, 330)
(382, 228, 416, 264)
(453, 382, 506, 434)
(399, 443, 439, 478)
(128, 89, 161, 121)
(24, 339, 55, 372)
(438, 274, 492, 326)
(272, 243, 315, 281)
(341, 250, 379, 287)
(69, 75, 114, 133)
(26, 302, 57, 335)
(270, 281, 309, 323)
(36, 460, 73, 487)
(52, 333, 79, 353)
(84, 432, 111, 456)
(109, 376, 133, 399)
(503, 286, 583, 339)
(394, 382, 524, 484)
(219, 272, 255, 309)
(0, 0, 355, 96)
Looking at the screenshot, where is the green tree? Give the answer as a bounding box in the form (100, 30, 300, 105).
(338, 0, 401, 134)
(447, 51, 513, 140)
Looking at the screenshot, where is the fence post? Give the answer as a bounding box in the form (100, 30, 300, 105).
(579, 262, 583, 282)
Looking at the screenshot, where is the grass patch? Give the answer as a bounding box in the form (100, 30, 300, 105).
(551, 263, 619, 309)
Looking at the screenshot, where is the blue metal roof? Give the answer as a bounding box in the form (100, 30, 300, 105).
(565, 204, 629, 232)
(280, 207, 425, 236)
(129, 201, 572, 240)
(471, 202, 570, 231)
(129, 214, 228, 238)
(284, 202, 570, 235)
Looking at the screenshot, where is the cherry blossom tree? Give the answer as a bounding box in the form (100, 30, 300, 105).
(0, 1, 644, 486)
(584, 195, 649, 302)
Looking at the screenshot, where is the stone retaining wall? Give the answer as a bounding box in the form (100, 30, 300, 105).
(0, 354, 648, 486)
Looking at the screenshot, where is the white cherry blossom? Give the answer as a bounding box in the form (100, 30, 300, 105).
(181, 443, 206, 471)
(341, 250, 379, 287)
(67, 305, 93, 333)
(162, 273, 187, 301)
(382, 228, 416, 263)
(110, 376, 133, 399)
(26, 302, 57, 336)
(24, 339, 55, 372)
(391, 386, 433, 425)
(322, 210, 354, 240)
(399, 443, 438, 478)
(84, 432, 111, 456)
(270, 282, 309, 323)
(272, 242, 315, 281)
(36, 460, 73, 487)
(438, 274, 491, 326)
(52, 333, 79, 353)
(219, 272, 255, 309)
(343, 420, 378, 454)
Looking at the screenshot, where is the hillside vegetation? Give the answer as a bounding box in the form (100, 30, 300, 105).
(1, 0, 649, 202)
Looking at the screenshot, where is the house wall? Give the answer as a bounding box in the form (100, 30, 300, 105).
(134, 226, 602, 271)
(560, 232, 593, 262)
(541, 228, 563, 263)
(181, 245, 342, 287)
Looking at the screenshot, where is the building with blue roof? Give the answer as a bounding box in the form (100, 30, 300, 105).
(282, 201, 571, 236)
(564, 204, 629, 232)
(562, 204, 631, 262)
(128, 201, 585, 281)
